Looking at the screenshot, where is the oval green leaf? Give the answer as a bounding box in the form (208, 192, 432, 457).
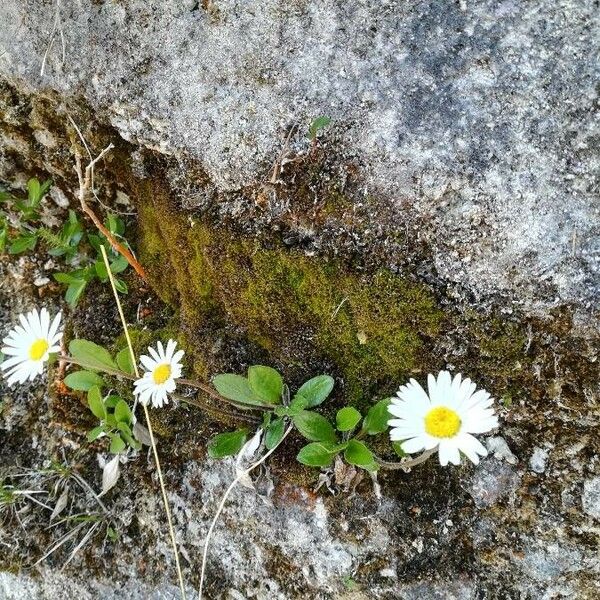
(336, 406, 362, 432)
(208, 430, 248, 458)
(87, 385, 106, 419)
(294, 375, 334, 408)
(114, 399, 132, 424)
(69, 339, 117, 372)
(116, 348, 135, 375)
(293, 410, 336, 442)
(65, 370, 104, 392)
(248, 365, 283, 404)
(297, 441, 339, 467)
(212, 374, 268, 406)
(109, 434, 126, 454)
(265, 417, 285, 450)
(362, 398, 392, 435)
(344, 439, 377, 470)
(86, 425, 105, 442)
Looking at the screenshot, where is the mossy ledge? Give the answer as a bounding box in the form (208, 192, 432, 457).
(138, 187, 443, 408)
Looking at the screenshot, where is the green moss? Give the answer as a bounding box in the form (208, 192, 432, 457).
(138, 192, 443, 408)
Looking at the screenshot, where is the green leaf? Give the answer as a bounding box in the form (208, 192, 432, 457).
(392, 441, 407, 458)
(110, 255, 129, 274)
(287, 394, 309, 416)
(294, 375, 334, 408)
(86, 425, 105, 442)
(87, 385, 106, 420)
(362, 398, 392, 435)
(94, 259, 109, 281)
(65, 370, 104, 392)
(106, 214, 125, 236)
(104, 395, 121, 409)
(65, 280, 87, 306)
(308, 116, 332, 139)
(109, 434, 126, 454)
(115, 348, 135, 375)
(265, 417, 285, 450)
(212, 374, 267, 406)
(27, 178, 51, 206)
(8, 234, 37, 254)
(293, 410, 336, 442)
(87, 233, 103, 254)
(248, 365, 283, 404)
(208, 430, 248, 458)
(296, 441, 339, 467)
(53, 272, 82, 284)
(27, 178, 41, 205)
(118, 424, 141, 450)
(114, 278, 128, 294)
(114, 399, 132, 424)
(69, 339, 117, 372)
(335, 407, 362, 432)
(344, 439, 377, 470)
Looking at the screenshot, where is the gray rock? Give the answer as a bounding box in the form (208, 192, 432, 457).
(468, 458, 521, 508)
(582, 476, 600, 520)
(529, 447, 549, 474)
(399, 577, 475, 600)
(486, 436, 518, 465)
(0, 0, 598, 320)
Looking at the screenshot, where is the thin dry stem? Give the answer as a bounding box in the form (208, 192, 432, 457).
(100, 245, 186, 600)
(198, 425, 293, 599)
(74, 145, 148, 281)
(374, 448, 437, 471)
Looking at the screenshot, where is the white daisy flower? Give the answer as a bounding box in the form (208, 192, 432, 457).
(133, 340, 184, 408)
(1, 308, 63, 386)
(388, 370, 499, 466)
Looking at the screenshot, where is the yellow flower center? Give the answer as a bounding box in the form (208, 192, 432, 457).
(29, 339, 49, 361)
(424, 406, 461, 438)
(153, 363, 171, 384)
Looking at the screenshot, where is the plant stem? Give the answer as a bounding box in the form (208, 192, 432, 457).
(177, 377, 270, 412)
(100, 245, 187, 600)
(374, 448, 437, 471)
(173, 394, 261, 425)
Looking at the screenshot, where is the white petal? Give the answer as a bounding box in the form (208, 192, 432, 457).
(138, 387, 153, 405)
(438, 440, 461, 466)
(1, 355, 26, 370)
(462, 389, 491, 411)
(464, 416, 498, 434)
(140, 355, 156, 372)
(455, 433, 488, 464)
(165, 339, 176, 361)
(148, 346, 161, 363)
(172, 349, 184, 365)
(49, 311, 62, 340)
(40, 308, 50, 337)
(401, 436, 427, 454)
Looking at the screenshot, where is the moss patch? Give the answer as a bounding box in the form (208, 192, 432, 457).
(138, 190, 443, 408)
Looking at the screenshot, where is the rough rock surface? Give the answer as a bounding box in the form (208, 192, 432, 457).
(0, 0, 598, 320)
(1, 1, 599, 599)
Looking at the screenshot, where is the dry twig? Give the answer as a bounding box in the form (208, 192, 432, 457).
(73, 144, 148, 281)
